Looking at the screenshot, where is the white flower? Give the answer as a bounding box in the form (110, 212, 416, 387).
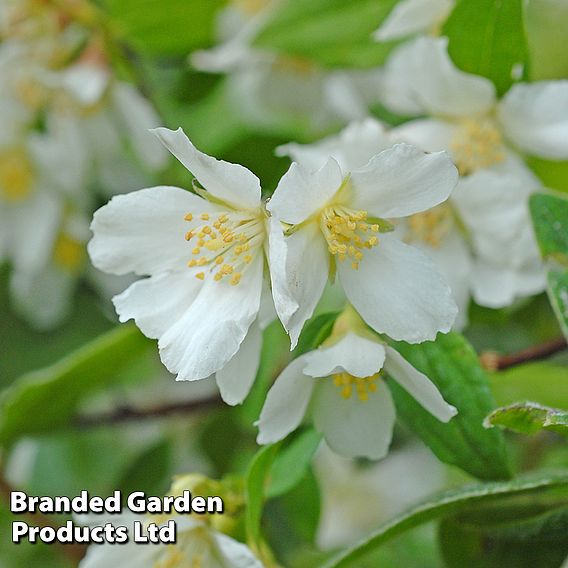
(257, 331, 456, 459)
(89, 127, 272, 405)
(268, 137, 459, 346)
(277, 119, 468, 329)
(381, 36, 551, 306)
(79, 516, 262, 568)
(374, 0, 455, 42)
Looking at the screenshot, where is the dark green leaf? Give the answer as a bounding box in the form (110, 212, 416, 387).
(389, 332, 512, 481)
(443, 0, 528, 95)
(484, 401, 568, 435)
(254, 0, 399, 68)
(439, 495, 568, 567)
(268, 428, 322, 498)
(294, 311, 339, 358)
(529, 193, 568, 264)
(324, 472, 568, 568)
(0, 324, 154, 446)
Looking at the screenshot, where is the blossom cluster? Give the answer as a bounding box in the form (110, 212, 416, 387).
(0, 0, 166, 328)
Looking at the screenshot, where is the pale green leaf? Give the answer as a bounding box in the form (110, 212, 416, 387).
(529, 193, 568, 264)
(484, 401, 568, 435)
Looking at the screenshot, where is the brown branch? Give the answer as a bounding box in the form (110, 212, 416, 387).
(481, 336, 567, 371)
(74, 395, 222, 428)
(0, 468, 87, 564)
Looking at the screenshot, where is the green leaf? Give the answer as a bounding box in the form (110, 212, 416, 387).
(268, 428, 322, 498)
(548, 270, 568, 339)
(245, 443, 280, 546)
(324, 472, 568, 568)
(442, 0, 528, 95)
(526, 157, 568, 195)
(529, 193, 568, 264)
(525, 0, 568, 80)
(484, 401, 568, 436)
(0, 324, 154, 447)
(294, 311, 339, 357)
(254, 0, 399, 68)
(390, 332, 512, 481)
(102, 0, 225, 56)
(439, 506, 568, 568)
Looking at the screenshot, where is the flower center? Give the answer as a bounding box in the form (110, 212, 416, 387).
(450, 118, 505, 175)
(332, 372, 380, 402)
(405, 203, 453, 248)
(53, 232, 85, 273)
(0, 148, 34, 202)
(184, 210, 265, 285)
(319, 206, 380, 270)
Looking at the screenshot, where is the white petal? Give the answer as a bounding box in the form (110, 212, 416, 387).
(303, 332, 386, 378)
(470, 261, 546, 308)
(214, 533, 264, 568)
(339, 234, 457, 343)
(313, 379, 396, 459)
(350, 143, 458, 218)
(79, 540, 157, 568)
(390, 118, 456, 153)
(375, 0, 455, 41)
(152, 127, 261, 209)
(498, 80, 568, 160)
(256, 355, 315, 445)
(112, 82, 169, 170)
(276, 118, 391, 173)
(380, 37, 496, 117)
(269, 219, 330, 349)
(113, 270, 202, 339)
(215, 320, 263, 406)
(384, 346, 457, 421)
(88, 186, 216, 276)
(159, 255, 263, 380)
(267, 158, 344, 224)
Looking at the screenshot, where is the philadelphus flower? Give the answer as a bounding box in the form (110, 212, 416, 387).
(191, 0, 381, 129)
(277, 118, 466, 328)
(380, 37, 552, 306)
(268, 135, 459, 346)
(257, 316, 457, 459)
(374, 0, 455, 42)
(79, 474, 263, 568)
(89, 127, 271, 405)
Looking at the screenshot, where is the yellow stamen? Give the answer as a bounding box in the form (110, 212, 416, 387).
(331, 372, 380, 402)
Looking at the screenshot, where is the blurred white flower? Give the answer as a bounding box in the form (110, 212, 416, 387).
(314, 442, 446, 549)
(257, 330, 456, 459)
(268, 139, 458, 346)
(89, 127, 273, 405)
(382, 37, 568, 170)
(191, 0, 381, 129)
(381, 36, 551, 307)
(374, 0, 455, 42)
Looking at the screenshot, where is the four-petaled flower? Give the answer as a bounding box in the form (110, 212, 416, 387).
(268, 140, 459, 347)
(257, 330, 456, 459)
(89, 127, 272, 405)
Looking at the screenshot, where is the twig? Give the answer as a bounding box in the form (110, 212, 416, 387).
(75, 395, 222, 428)
(0, 468, 87, 564)
(481, 336, 567, 371)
